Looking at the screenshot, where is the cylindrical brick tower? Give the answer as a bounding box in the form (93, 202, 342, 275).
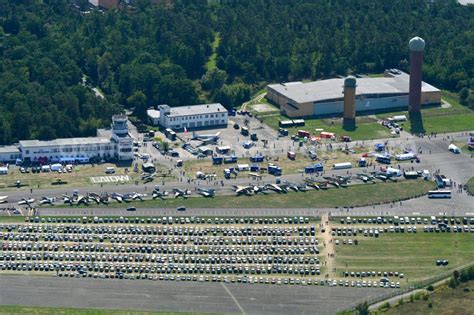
(343, 76, 357, 128)
(409, 36, 425, 113)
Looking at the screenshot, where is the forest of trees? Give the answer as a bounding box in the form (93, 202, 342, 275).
(0, 0, 472, 144)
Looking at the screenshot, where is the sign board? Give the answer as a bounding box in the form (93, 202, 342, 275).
(90, 175, 130, 184)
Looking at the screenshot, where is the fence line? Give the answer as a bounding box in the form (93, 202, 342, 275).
(346, 261, 474, 312)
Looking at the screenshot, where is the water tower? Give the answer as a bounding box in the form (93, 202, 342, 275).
(408, 36, 425, 113)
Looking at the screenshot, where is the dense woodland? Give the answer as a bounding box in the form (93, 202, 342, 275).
(0, 0, 473, 144)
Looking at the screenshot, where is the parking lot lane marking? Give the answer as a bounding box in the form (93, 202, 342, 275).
(221, 283, 246, 315)
(412, 212, 420, 215)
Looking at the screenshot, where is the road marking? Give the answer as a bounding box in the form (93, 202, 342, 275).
(412, 212, 420, 215)
(466, 213, 474, 216)
(221, 283, 246, 314)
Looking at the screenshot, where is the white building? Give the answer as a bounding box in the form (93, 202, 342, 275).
(147, 103, 228, 130)
(0, 146, 21, 163)
(1, 115, 134, 164)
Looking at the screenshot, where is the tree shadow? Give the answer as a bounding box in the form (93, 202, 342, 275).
(409, 112, 425, 134)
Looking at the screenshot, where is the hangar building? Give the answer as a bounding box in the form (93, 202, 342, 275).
(266, 70, 441, 118)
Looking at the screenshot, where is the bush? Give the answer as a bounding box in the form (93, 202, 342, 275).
(379, 302, 391, 310)
(427, 285, 434, 292)
(428, 302, 433, 308)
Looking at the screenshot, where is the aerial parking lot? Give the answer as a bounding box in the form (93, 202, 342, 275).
(0, 214, 473, 314)
(1, 214, 472, 287)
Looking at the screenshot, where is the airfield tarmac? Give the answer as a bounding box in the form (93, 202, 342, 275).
(0, 275, 385, 315)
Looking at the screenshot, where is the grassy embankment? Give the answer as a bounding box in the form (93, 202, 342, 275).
(66, 179, 434, 209)
(373, 282, 474, 315)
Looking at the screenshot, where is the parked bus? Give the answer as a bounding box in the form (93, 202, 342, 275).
(428, 190, 451, 199)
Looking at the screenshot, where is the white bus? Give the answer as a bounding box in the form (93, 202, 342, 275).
(428, 190, 451, 199)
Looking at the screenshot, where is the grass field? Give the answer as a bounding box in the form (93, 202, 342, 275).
(81, 179, 434, 208)
(376, 282, 474, 315)
(0, 162, 173, 192)
(204, 32, 220, 71)
(184, 149, 373, 177)
(334, 233, 474, 283)
(467, 177, 474, 195)
(0, 306, 210, 315)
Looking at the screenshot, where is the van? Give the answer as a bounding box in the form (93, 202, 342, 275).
(105, 167, 115, 174)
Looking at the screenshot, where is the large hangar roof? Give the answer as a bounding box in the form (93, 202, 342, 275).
(268, 72, 439, 104)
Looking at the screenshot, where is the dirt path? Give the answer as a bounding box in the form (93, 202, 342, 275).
(320, 213, 335, 277)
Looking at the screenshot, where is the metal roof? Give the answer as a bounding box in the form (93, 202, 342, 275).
(147, 109, 161, 119)
(0, 146, 20, 154)
(19, 137, 112, 148)
(167, 103, 226, 117)
(267, 72, 439, 104)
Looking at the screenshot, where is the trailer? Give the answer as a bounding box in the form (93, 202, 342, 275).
(332, 162, 352, 170)
(320, 132, 336, 139)
(223, 155, 238, 164)
(249, 155, 265, 163)
(297, 130, 311, 138)
(279, 120, 294, 128)
(216, 146, 231, 154)
(396, 152, 416, 161)
(250, 164, 260, 172)
(292, 119, 305, 127)
(389, 115, 407, 122)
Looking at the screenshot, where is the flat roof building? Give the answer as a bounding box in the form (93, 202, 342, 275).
(149, 103, 228, 130)
(267, 70, 441, 118)
(0, 146, 21, 163)
(3, 116, 134, 164)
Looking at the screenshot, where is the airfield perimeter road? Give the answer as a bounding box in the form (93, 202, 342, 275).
(0, 275, 385, 315)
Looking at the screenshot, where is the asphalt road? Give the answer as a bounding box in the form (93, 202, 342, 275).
(0, 275, 386, 315)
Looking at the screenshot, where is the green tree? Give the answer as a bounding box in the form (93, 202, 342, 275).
(128, 91, 148, 120)
(355, 302, 369, 315)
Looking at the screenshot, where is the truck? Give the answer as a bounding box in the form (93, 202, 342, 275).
(448, 144, 460, 154)
(268, 164, 282, 176)
(297, 130, 311, 138)
(278, 128, 289, 136)
(212, 157, 223, 165)
(332, 162, 352, 170)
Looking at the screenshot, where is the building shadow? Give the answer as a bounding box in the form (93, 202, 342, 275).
(342, 120, 356, 132)
(409, 112, 425, 134)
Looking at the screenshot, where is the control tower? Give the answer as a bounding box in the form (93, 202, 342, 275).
(343, 76, 357, 128)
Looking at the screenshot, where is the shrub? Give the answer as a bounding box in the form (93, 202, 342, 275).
(428, 302, 433, 308)
(427, 285, 434, 292)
